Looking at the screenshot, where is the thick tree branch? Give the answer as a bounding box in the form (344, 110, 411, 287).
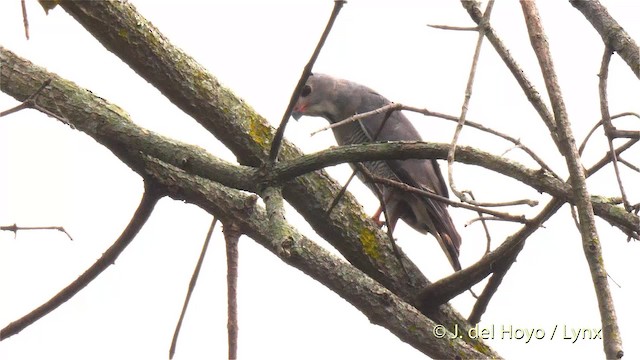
(141, 157, 502, 359)
(569, 0, 640, 79)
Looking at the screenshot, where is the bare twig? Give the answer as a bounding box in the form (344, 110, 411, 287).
(310, 103, 402, 136)
(521, 2, 623, 358)
(0, 79, 51, 117)
(469, 198, 538, 207)
(268, 0, 346, 163)
(599, 47, 632, 211)
(21, 0, 30, 40)
(224, 222, 242, 360)
(368, 174, 527, 224)
(586, 138, 639, 177)
(463, 191, 492, 254)
(311, 102, 558, 178)
(428, 24, 478, 31)
(0, 224, 73, 241)
(465, 216, 519, 226)
(326, 171, 357, 215)
(578, 112, 640, 156)
(1, 182, 162, 340)
(169, 217, 218, 359)
(618, 157, 639, 173)
(447, 0, 495, 203)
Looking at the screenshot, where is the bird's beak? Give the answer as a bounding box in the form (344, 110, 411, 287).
(292, 104, 305, 120)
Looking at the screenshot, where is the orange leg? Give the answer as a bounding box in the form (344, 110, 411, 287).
(371, 206, 385, 227)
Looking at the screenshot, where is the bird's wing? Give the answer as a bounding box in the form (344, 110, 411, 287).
(355, 101, 461, 268)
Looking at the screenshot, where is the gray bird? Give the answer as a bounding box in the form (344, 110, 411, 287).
(292, 73, 462, 271)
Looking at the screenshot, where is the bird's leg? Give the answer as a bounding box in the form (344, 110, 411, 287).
(371, 206, 385, 227)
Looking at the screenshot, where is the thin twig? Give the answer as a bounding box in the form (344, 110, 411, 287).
(468, 199, 538, 207)
(0, 79, 51, 117)
(0, 224, 73, 241)
(427, 24, 478, 31)
(464, 216, 521, 226)
(0, 182, 162, 340)
(310, 103, 402, 136)
(21, 0, 30, 40)
(586, 138, 638, 177)
(447, 0, 495, 203)
(618, 157, 639, 173)
(268, 0, 346, 163)
(224, 222, 242, 360)
(368, 174, 528, 224)
(599, 47, 631, 211)
(463, 191, 492, 255)
(578, 112, 640, 155)
(311, 102, 558, 178)
(326, 170, 357, 215)
(169, 217, 218, 359)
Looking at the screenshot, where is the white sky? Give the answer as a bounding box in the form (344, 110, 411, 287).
(1, 1, 639, 359)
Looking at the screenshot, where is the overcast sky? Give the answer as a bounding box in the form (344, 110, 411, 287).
(1, 1, 639, 359)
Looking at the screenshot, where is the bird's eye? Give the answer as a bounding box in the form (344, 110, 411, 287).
(301, 85, 311, 97)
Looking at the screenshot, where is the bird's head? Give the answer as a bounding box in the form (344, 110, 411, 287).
(292, 73, 343, 123)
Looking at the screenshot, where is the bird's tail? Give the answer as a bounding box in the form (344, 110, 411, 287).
(436, 231, 462, 272)
(425, 197, 462, 272)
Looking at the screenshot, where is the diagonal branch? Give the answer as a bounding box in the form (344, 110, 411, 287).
(268, 0, 346, 163)
(599, 47, 632, 211)
(569, 0, 640, 79)
(521, 2, 623, 358)
(1, 182, 162, 340)
(169, 217, 218, 359)
(448, 0, 495, 203)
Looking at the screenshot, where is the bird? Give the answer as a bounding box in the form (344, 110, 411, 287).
(292, 73, 462, 271)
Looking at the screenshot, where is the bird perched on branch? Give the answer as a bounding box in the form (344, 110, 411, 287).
(292, 73, 462, 271)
